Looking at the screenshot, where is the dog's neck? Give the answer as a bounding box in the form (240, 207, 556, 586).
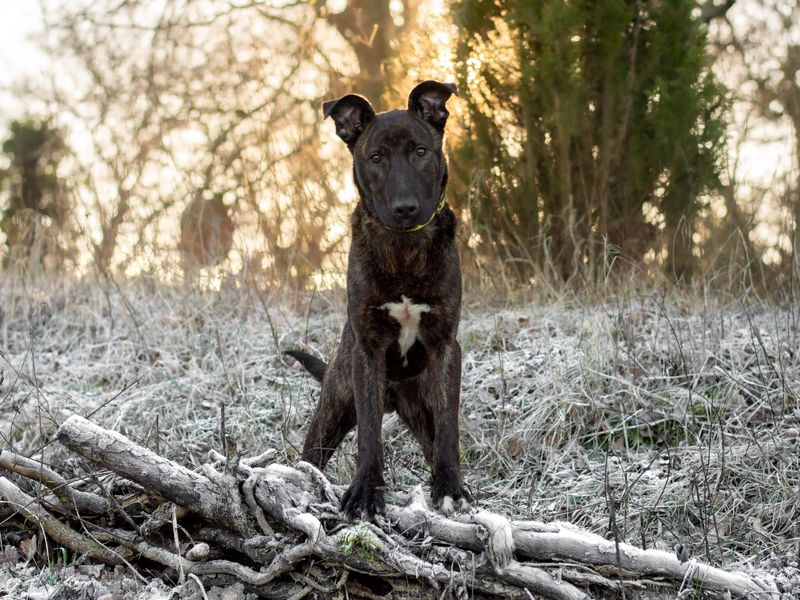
(351, 200, 455, 278)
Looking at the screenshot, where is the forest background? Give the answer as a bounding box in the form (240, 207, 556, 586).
(1, 0, 798, 298)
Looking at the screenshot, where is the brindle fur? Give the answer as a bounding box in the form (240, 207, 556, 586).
(286, 81, 468, 519)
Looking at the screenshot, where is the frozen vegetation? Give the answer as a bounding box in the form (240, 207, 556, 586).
(1, 274, 799, 597)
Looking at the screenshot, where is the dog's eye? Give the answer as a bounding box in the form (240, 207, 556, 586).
(416, 146, 427, 157)
(370, 153, 381, 163)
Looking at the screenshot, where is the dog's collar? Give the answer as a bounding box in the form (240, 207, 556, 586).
(382, 193, 447, 234)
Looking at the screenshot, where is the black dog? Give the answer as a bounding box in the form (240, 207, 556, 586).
(286, 80, 468, 520)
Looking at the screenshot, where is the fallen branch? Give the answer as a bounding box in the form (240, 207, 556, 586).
(0, 449, 110, 514)
(0, 414, 780, 599)
(0, 476, 125, 565)
(56, 414, 255, 537)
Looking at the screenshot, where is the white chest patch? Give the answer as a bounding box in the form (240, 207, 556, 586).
(379, 295, 431, 365)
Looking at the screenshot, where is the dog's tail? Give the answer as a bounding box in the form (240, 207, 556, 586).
(284, 350, 327, 383)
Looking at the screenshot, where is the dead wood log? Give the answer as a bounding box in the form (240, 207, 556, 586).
(56, 415, 255, 537)
(0, 414, 781, 599)
(0, 450, 110, 515)
(0, 476, 124, 564)
(511, 521, 777, 597)
(388, 488, 778, 597)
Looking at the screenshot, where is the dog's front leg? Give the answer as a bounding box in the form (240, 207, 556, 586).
(340, 342, 386, 520)
(424, 340, 470, 514)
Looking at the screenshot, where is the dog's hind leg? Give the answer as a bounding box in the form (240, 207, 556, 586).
(300, 347, 356, 469)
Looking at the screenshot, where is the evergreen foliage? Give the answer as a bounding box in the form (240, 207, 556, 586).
(452, 0, 727, 283)
(0, 119, 70, 268)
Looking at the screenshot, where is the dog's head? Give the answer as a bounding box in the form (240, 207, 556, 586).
(323, 81, 457, 231)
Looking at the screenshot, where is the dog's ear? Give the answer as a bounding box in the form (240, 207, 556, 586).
(408, 80, 458, 132)
(322, 94, 375, 149)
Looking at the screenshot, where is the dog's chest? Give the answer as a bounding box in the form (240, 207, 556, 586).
(379, 295, 431, 364)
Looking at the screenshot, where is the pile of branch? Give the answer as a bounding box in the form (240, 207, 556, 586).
(0, 415, 779, 599)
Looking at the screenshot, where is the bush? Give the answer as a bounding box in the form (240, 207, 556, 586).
(452, 0, 726, 285)
(0, 119, 72, 269)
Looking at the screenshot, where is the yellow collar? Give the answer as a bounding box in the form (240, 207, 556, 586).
(383, 195, 447, 233)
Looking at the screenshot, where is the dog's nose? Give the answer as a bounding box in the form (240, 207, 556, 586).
(393, 201, 419, 219)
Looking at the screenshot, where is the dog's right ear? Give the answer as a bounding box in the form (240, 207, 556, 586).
(322, 94, 375, 150)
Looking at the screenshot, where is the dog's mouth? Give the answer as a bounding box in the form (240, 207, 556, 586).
(376, 193, 445, 233)
(380, 206, 436, 232)
(392, 212, 429, 231)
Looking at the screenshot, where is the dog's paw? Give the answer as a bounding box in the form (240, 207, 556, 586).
(432, 476, 471, 516)
(340, 467, 386, 521)
(437, 494, 471, 516)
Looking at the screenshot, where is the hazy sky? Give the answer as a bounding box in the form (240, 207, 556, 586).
(0, 1, 46, 119)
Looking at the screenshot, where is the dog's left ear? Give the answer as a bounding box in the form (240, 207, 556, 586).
(408, 80, 458, 132)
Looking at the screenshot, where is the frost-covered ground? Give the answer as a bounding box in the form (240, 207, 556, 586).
(1, 274, 799, 597)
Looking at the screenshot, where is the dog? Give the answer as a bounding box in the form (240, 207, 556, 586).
(286, 80, 468, 520)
